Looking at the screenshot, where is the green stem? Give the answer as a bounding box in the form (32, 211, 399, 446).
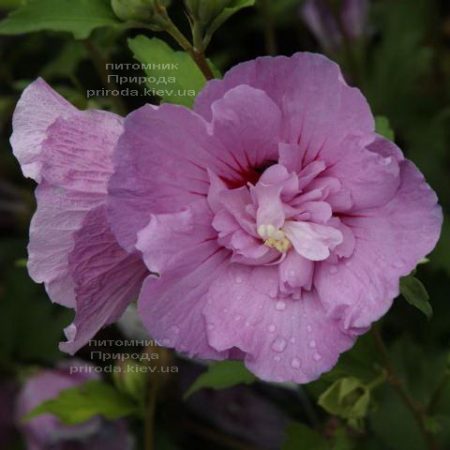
(371, 326, 439, 450)
(153, 2, 215, 80)
(428, 371, 450, 414)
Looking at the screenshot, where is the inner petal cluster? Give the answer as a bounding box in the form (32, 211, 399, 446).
(208, 159, 353, 296)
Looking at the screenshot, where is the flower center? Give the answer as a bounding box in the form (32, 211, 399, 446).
(257, 224, 291, 253)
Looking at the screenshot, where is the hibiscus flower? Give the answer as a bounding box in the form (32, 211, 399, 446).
(11, 53, 442, 383)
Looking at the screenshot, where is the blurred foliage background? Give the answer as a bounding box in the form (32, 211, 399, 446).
(0, 0, 450, 449)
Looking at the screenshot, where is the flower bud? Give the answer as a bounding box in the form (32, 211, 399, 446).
(318, 377, 371, 421)
(300, 0, 369, 51)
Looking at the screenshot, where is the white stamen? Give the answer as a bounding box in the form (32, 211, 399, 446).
(257, 223, 291, 253)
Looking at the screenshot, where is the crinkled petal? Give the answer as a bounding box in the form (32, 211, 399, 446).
(60, 206, 148, 354)
(315, 161, 443, 331)
(203, 265, 355, 383)
(10, 78, 75, 182)
(17, 87, 124, 307)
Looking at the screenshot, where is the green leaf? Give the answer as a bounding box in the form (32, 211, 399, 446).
(128, 36, 212, 108)
(375, 116, 395, 141)
(24, 380, 138, 425)
(400, 275, 433, 319)
(184, 361, 256, 398)
(0, 0, 120, 39)
(282, 422, 328, 450)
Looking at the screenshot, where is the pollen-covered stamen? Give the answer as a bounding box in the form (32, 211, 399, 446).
(257, 224, 292, 253)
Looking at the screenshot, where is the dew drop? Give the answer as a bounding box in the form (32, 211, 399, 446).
(268, 324, 276, 333)
(309, 340, 316, 348)
(269, 287, 278, 298)
(313, 353, 322, 361)
(275, 301, 286, 311)
(291, 358, 301, 369)
(271, 337, 287, 353)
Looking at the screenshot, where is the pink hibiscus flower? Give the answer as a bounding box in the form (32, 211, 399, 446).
(11, 53, 442, 383)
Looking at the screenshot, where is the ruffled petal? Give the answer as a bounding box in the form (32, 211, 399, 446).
(203, 265, 355, 383)
(10, 78, 75, 182)
(210, 85, 281, 176)
(13, 83, 125, 307)
(195, 53, 374, 156)
(315, 161, 443, 331)
(284, 221, 343, 261)
(60, 206, 148, 354)
(107, 104, 237, 252)
(136, 199, 229, 358)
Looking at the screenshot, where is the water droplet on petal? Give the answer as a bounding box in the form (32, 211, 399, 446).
(275, 301, 286, 311)
(313, 353, 322, 361)
(268, 324, 276, 332)
(309, 340, 316, 348)
(291, 358, 301, 369)
(271, 337, 287, 353)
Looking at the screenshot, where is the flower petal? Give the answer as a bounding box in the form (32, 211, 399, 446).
(203, 265, 355, 383)
(315, 161, 443, 331)
(14, 84, 125, 307)
(210, 85, 281, 173)
(284, 221, 343, 261)
(60, 206, 148, 354)
(107, 104, 236, 252)
(10, 78, 75, 182)
(136, 200, 229, 359)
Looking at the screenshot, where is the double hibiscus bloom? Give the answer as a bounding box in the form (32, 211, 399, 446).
(11, 53, 442, 383)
